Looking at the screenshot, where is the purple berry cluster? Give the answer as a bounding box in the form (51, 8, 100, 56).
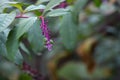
(22, 62, 45, 80)
(39, 16, 53, 51)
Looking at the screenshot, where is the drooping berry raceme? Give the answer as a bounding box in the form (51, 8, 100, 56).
(39, 16, 53, 51)
(22, 62, 45, 80)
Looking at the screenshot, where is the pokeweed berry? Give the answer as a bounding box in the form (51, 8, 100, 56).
(39, 16, 53, 51)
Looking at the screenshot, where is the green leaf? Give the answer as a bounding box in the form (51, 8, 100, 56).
(58, 62, 111, 80)
(24, 4, 46, 12)
(27, 20, 44, 53)
(0, 39, 7, 56)
(20, 42, 30, 55)
(44, 0, 65, 13)
(36, 0, 49, 4)
(0, 32, 7, 57)
(16, 17, 37, 39)
(6, 28, 19, 61)
(58, 62, 83, 80)
(10, 4, 23, 12)
(60, 13, 78, 50)
(6, 2, 23, 12)
(0, 0, 10, 13)
(58, 61, 111, 80)
(73, 0, 88, 23)
(5, 2, 19, 4)
(0, 12, 16, 32)
(73, 0, 87, 12)
(14, 50, 23, 65)
(46, 8, 69, 17)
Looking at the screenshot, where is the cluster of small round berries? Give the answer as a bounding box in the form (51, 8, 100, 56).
(22, 62, 45, 80)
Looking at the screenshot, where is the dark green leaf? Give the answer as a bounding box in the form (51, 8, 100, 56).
(60, 13, 78, 50)
(16, 17, 37, 39)
(0, 12, 16, 32)
(58, 62, 110, 80)
(44, 0, 65, 13)
(24, 5, 46, 12)
(8, 2, 23, 12)
(6, 28, 19, 61)
(27, 20, 44, 52)
(0, 0, 10, 13)
(36, 0, 49, 4)
(14, 50, 23, 65)
(20, 42, 30, 55)
(73, 0, 87, 23)
(0, 32, 7, 57)
(46, 8, 69, 17)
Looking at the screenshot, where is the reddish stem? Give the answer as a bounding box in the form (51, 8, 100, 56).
(15, 15, 29, 18)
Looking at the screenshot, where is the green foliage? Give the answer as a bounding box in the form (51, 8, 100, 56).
(0, 12, 16, 32)
(24, 4, 46, 12)
(58, 62, 110, 80)
(6, 27, 19, 61)
(0, 0, 10, 13)
(43, 0, 65, 13)
(46, 8, 70, 17)
(27, 20, 44, 53)
(36, 0, 49, 4)
(0, 0, 69, 64)
(72, 0, 88, 23)
(8, 2, 24, 12)
(16, 17, 37, 39)
(0, 0, 120, 79)
(60, 13, 78, 50)
(0, 32, 7, 57)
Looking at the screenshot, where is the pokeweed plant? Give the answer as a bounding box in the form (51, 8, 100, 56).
(0, 0, 74, 64)
(0, 0, 73, 79)
(0, 0, 89, 79)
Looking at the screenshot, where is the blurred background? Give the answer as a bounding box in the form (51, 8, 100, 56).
(0, 0, 120, 80)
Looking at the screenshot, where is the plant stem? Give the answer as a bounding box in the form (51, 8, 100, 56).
(15, 16, 29, 18)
